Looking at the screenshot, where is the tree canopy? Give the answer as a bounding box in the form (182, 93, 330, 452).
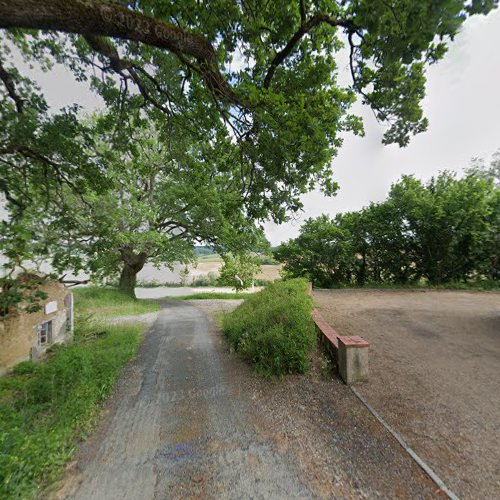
(0, 1, 498, 303)
(1, 115, 267, 296)
(276, 163, 500, 287)
(1, 1, 497, 216)
(217, 253, 261, 292)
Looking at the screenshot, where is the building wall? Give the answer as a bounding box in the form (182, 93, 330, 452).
(0, 281, 73, 376)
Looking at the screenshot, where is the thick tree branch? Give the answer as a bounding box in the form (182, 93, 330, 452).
(83, 33, 131, 72)
(0, 61, 24, 112)
(83, 35, 177, 114)
(263, 12, 356, 88)
(1, 145, 84, 196)
(58, 275, 90, 287)
(299, 0, 307, 23)
(0, 0, 239, 104)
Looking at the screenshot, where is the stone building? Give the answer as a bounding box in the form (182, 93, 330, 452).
(0, 277, 74, 376)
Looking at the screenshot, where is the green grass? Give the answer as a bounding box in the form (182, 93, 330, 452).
(170, 292, 250, 300)
(73, 287, 159, 318)
(222, 278, 316, 376)
(0, 320, 143, 499)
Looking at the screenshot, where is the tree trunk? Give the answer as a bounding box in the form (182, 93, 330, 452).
(0, 0, 238, 104)
(118, 251, 147, 298)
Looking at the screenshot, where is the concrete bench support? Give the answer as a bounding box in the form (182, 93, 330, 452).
(338, 336, 369, 385)
(311, 308, 369, 385)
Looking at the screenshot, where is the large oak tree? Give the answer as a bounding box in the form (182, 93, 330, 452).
(0, 0, 497, 300)
(1, 1, 497, 212)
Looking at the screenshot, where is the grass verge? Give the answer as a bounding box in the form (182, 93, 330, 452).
(0, 286, 149, 498)
(73, 287, 159, 318)
(0, 321, 143, 499)
(222, 278, 316, 376)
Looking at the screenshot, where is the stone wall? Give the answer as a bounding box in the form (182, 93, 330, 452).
(0, 281, 73, 376)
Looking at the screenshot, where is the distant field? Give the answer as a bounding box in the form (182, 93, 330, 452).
(256, 265, 282, 281)
(197, 254, 224, 263)
(137, 255, 282, 284)
(192, 256, 282, 281)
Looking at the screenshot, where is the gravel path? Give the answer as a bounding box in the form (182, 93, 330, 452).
(59, 299, 437, 499)
(314, 289, 500, 499)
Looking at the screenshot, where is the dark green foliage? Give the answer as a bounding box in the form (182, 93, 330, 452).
(222, 279, 316, 376)
(0, 322, 142, 498)
(276, 168, 499, 287)
(0, 274, 49, 317)
(2, 0, 497, 249)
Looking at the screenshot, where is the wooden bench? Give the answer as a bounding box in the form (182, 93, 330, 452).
(311, 308, 369, 385)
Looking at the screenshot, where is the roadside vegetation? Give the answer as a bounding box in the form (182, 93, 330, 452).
(222, 279, 316, 376)
(0, 319, 143, 499)
(73, 287, 159, 318)
(276, 166, 499, 289)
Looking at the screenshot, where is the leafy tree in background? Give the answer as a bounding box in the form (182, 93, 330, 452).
(218, 254, 262, 292)
(276, 164, 499, 287)
(388, 171, 497, 284)
(275, 215, 356, 287)
(2, 116, 266, 297)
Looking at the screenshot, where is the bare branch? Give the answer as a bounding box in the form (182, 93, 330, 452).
(263, 12, 356, 88)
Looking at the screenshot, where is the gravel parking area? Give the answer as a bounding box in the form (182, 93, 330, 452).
(58, 298, 437, 499)
(314, 289, 500, 499)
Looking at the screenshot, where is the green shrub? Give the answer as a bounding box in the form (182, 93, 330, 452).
(190, 272, 219, 287)
(0, 322, 142, 499)
(222, 278, 316, 376)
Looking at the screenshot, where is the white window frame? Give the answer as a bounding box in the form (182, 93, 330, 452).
(37, 320, 53, 346)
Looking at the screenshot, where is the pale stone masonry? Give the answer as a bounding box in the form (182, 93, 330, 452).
(0, 278, 73, 375)
(338, 335, 370, 385)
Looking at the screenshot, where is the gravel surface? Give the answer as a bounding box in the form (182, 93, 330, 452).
(57, 299, 437, 499)
(314, 288, 500, 499)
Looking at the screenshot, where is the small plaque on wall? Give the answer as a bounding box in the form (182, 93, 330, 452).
(45, 301, 58, 314)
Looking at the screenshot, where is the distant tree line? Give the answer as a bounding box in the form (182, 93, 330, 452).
(275, 163, 499, 288)
(193, 246, 217, 257)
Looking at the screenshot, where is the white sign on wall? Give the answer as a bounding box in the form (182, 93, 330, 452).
(45, 301, 58, 315)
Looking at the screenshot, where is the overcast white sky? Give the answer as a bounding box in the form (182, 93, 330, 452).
(20, 9, 500, 246)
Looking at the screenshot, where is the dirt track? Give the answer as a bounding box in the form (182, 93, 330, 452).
(59, 299, 438, 499)
(314, 289, 500, 499)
